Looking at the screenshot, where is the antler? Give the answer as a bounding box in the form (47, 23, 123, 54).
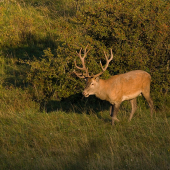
(74, 46, 113, 79)
(73, 45, 90, 78)
(93, 49, 113, 78)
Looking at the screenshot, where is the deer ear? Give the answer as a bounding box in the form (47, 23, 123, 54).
(95, 77, 100, 82)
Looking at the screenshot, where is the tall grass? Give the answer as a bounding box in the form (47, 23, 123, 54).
(0, 87, 170, 170)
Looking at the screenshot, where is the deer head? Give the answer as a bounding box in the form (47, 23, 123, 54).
(74, 45, 113, 97)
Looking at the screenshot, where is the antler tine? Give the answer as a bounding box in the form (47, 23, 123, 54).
(102, 48, 113, 71)
(93, 49, 113, 78)
(73, 71, 88, 79)
(84, 44, 90, 57)
(74, 45, 90, 78)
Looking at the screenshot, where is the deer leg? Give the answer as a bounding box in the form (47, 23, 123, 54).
(142, 92, 154, 117)
(144, 96, 154, 117)
(110, 104, 114, 117)
(129, 98, 137, 121)
(111, 103, 120, 125)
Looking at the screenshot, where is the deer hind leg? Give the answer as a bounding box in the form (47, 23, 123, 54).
(129, 98, 137, 121)
(111, 103, 120, 126)
(110, 105, 113, 117)
(142, 90, 154, 117)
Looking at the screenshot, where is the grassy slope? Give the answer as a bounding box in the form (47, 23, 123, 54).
(0, 89, 170, 170)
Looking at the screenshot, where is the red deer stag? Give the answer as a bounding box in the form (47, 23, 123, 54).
(74, 45, 154, 125)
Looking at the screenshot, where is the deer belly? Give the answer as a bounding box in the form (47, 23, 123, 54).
(122, 91, 141, 101)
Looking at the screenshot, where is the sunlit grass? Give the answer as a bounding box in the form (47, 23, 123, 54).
(0, 91, 170, 170)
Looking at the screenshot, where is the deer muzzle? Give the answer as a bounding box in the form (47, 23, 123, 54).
(82, 91, 89, 97)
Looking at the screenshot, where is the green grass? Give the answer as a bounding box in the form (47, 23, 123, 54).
(0, 91, 170, 170)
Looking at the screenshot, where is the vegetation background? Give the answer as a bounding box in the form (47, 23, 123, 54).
(0, 0, 170, 169)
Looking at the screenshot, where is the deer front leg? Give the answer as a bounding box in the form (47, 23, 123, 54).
(129, 98, 137, 121)
(111, 103, 120, 125)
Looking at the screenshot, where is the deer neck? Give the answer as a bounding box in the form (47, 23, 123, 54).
(94, 79, 109, 101)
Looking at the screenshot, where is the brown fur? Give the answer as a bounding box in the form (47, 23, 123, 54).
(83, 70, 154, 125)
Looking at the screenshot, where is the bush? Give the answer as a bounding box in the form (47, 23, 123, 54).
(1, 0, 170, 111)
(23, 47, 85, 111)
(74, 0, 170, 103)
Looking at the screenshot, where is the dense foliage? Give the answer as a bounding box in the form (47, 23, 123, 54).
(0, 0, 170, 109)
(75, 0, 170, 94)
(76, 0, 170, 105)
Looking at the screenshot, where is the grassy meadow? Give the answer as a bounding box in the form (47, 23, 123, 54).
(0, 87, 170, 170)
(0, 0, 170, 170)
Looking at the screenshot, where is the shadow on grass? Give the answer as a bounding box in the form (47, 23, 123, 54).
(2, 32, 62, 88)
(64, 138, 105, 170)
(46, 94, 159, 125)
(46, 93, 111, 115)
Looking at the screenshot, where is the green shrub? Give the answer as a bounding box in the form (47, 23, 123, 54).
(23, 47, 84, 111)
(1, 0, 170, 110)
(74, 0, 170, 104)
